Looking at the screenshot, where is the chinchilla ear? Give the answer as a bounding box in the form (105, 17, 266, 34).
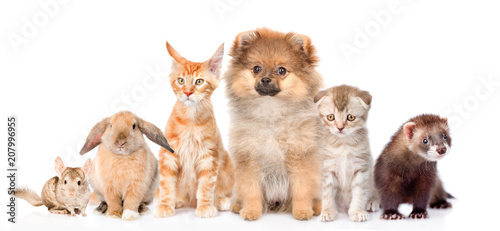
(80, 117, 110, 155)
(81, 158, 93, 177)
(54, 156, 66, 178)
(135, 116, 175, 154)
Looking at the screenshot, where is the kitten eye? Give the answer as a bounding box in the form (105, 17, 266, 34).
(327, 114, 335, 121)
(277, 67, 287, 76)
(253, 66, 262, 74)
(132, 123, 136, 129)
(77, 181, 81, 186)
(443, 133, 448, 140)
(177, 78, 185, 85)
(64, 180, 67, 185)
(347, 114, 356, 121)
(423, 139, 429, 144)
(195, 79, 204, 85)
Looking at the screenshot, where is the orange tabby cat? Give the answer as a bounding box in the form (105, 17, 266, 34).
(154, 41, 234, 218)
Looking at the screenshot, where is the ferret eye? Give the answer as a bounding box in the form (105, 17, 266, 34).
(277, 67, 287, 76)
(347, 114, 356, 121)
(195, 79, 204, 85)
(253, 66, 262, 74)
(132, 123, 136, 129)
(422, 139, 429, 144)
(443, 134, 448, 140)
(64, 180, 67, 185)
(77, 181, 81, 186)
(327, 114, 335, 121)
(177, 78, 185, 85)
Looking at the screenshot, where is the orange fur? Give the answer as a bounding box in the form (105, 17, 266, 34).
(155, 42, 234, 218)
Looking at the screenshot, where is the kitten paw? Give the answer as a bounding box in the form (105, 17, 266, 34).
(154, 204, 175, 217)
(218, 197, 231, 211)
(349, 210, 369, 222)
(240, 207, 262, 221)
(409, 210, 429, 219)
(381, 210, 404, 220)
(122, 209, 140, 220)
(293, 208, 313, 221)
(196, 205, 218, 218)
(366, 200, 380, 212)
(430, 200, 452, 209)
(319, 211, 337, 222)
(230, 201, 242, 214)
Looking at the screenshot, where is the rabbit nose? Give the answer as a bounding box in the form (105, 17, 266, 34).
(437, 147, 447, 155)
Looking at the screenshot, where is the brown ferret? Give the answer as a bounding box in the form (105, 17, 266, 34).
(374, 114, 453, 220)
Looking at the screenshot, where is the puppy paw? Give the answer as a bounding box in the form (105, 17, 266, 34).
(153, 204, 175, 218)
(349, 210, 369, 222)
(122, 209, 140, 220)
(430, 200, 452, 209)
(106, 210, 123, 218)
(240, 207, 262, 221)
(230, 201, 242, 214)
(293, 208, 313, 221)
(319, 210, 337, 222)
(218, 197, 231, 211)
(381, 210, 404, 220)
(409, 210, 429, 219)
(196, 205, 218, 218)
(366, 200, 380, 212)
(313, 200, 322, 216)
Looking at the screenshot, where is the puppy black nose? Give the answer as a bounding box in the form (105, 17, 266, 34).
(261, 78, 271, 84)
(437, 147, 447, 155)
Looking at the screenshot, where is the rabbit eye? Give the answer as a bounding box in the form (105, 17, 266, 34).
(64, 180, 67, 185)
(132, 123, 136, 129)
(77, 181, 81, 186)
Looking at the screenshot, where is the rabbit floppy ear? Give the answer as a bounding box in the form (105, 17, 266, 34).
(54, 156, 66, 178)
(80, 117, 110, 155)
(136, 116, 174, 154)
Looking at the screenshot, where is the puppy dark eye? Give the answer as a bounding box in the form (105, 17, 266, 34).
(443, 134, 448, 140)
(77, 181, 81, 186)
(253, 66, 262, 74)
(277, 67, 287, 76)
(64, 180, 67, 185)
(132, 123, 136, 129)
(422, 139, 428, 144)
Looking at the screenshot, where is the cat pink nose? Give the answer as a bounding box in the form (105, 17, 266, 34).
(184, 92, 192, 97)
(337, 127, 344, 131)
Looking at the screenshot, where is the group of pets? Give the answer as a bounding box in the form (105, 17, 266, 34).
(15, 28, 453, 222)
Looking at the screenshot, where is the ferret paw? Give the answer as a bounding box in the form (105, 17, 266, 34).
(430, 200, 452, 209)
(153, 204, 175, 217)
(196, 205, 218, 218)
(319, 210, 337, 222)
(230, 201, 242, 214)
(218, 197, 231, 211)
(240, 207, 262, 221)
(293, 208, 313, 221)
(366, 200, 380, 212)
(409, 210, 429, 219)
(349, 210, 369, 222)
(122, 209, 140, 220)
(381, 210, 405, 220)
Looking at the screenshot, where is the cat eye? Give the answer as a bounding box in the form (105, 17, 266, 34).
(77, 181, 81, 186)
(422, 138, 429, 144)
(277, 67, 287, 76)
(132, 123, 136, 129)
(195, 79, 204, 85)
(177, 78, 185, 85)
(253, 66, 262, 74)
(443, 133, 448, 140)
(347, 114, 356, 121)
(327, 114, 335, 121)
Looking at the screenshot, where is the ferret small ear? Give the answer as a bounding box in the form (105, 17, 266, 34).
(230, 30, 258, 56)
(286, 32, 318, 65)
(82, 158, 93, 177)
(136, 116, 175, 154)
(206, 43, 224, 77)
(403, 122, 417, 141)
(80, 117, 110, 155)
(314, 90, 328, 104)
(356, 90, 372, 109)
(54, 156, 66, 178)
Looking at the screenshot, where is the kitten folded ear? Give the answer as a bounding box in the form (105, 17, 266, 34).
(356, 90, 372, 109)
(229, 30, 258, 56)
(166, 41, 187, 71)
(403, 122, 417, 141)
(286, 32, 319, 65)
(206, 43, 224, 77)
(314, 90, 328, 104)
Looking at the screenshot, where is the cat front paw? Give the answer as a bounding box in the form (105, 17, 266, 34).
(366, 200, 380, 212)
(349, 210, 369, 222)
(319, 210, 337, 222)
(154, 204, 175, 217)
(196, 205, 218, 218)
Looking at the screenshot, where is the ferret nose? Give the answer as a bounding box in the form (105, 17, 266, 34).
(184, 92, 192, 97)
(261, 78, 271, 84)
(437, 147, 447, 155)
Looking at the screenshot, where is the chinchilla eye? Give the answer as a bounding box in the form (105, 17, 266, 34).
(327, 114, 335, 121)
(132, 123, 136, 129)
(77, 181, 81, 186)
(64, 180, 67, 184)
(277, 67, 287, 76)
(422, 139, 429, 144)
(253, 66, 262, 74)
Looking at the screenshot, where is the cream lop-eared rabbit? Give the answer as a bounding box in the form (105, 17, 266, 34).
(80, 111, 174, 220)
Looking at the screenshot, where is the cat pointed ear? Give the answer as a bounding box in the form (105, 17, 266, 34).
(403, 122, 417, 141)
(230, 30, 258, 56)
(314, 90, 328, 105)
(54, 156, 66, 178)
(135, 116, 175, 154)
(356, 90, 372, 109)
(206, 43, 224, 77)
(286, 32, 318, 65)
(166, 41, 186, 71)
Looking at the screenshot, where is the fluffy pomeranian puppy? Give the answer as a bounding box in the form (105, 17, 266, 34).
(224, 28, 324, 221)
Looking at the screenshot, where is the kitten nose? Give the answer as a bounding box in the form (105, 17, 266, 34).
(337, 127, 344, 132)
(437, 147, 447, 155)
(184, 92, 192, 97)
(261, 78, 271, 84)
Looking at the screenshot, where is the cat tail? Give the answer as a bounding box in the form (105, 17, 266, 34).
(13, 187, 43, 207)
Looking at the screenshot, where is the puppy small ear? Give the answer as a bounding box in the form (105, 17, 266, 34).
(287, 33, 318, 65)
(54, 156, 66, 178)
(440, 116, 448, 124)
(136, 116, 175, 154)
(230, 30, 258, 56)
(206, 43, 224, 77)
(82, 158, 93, 177)
(356, 90, 372, 109)
(80, 117, 109, 155)
(314, 90, 328, 104)
(166, 41, 186, 72)
(403, 122, 417, 141)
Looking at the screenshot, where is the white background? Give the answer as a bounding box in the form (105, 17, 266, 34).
(1, 0, 499, 230)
